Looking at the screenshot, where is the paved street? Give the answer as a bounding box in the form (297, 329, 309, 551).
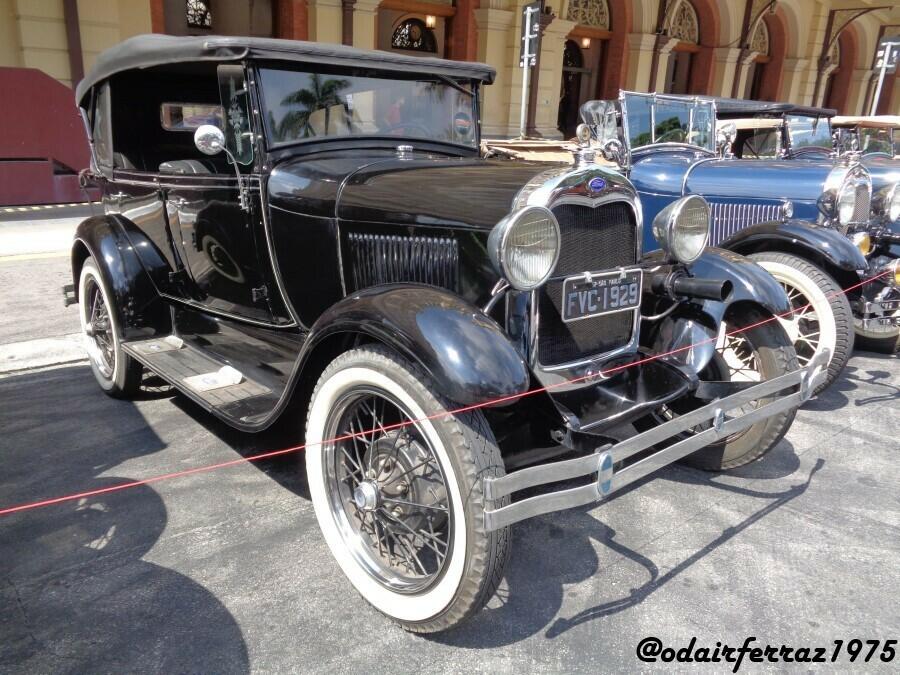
(1, 215, 899, 673)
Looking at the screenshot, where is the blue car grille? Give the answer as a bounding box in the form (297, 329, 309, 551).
(709, 202, 783, 246)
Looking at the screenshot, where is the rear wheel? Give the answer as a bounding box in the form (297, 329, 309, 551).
(749, 252, 852, 393)
(645, 308, 799, 471)
(305, 345, 509, 633)
(78, 257, 143, 398)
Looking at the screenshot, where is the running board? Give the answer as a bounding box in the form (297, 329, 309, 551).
(482, 348, 830, 531)
(122, 336, 270, 410)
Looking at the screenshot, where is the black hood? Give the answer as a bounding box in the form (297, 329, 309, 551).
(267, 150, 559, 230)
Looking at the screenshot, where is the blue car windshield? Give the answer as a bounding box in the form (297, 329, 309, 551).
(259, 67, 478, 148)
(622, 93, 715, 152)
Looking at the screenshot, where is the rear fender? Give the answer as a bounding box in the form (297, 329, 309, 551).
(71, 215, 169, 338)
(299, 284, 529, 406)
(645, 248, 791, 374)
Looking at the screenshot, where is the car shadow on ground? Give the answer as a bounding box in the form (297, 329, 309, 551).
(804, 351, 899, 412)
(0, 365, 250, 673)
(431, 440, 823, 648)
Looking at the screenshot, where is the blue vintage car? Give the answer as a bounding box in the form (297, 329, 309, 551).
(712, 101, 900, 352)
(581, 92, 892, 390)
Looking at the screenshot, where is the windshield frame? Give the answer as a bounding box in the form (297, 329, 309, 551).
(254, 62, 481, 153)
(783, 114, 833, 155)
(620, 91, 717, 158)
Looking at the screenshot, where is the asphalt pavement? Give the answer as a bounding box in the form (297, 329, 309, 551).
(1, 214, 898, 673)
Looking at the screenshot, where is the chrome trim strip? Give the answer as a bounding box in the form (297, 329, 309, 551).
(483, 347, 830, 530)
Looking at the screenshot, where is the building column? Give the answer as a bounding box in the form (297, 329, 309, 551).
(149, 0, 165, 33)
(274, 0, 309, 40)
(845, 68, 873, 116)
(341, 0, 355, 45)
(530, 14, 575, 138)
(474, 6, 516, 137)
(308, 0, 343, 44)
(709, 47, 744, 99)
(650, 36, 679, 93)
(625, 33, 657, 91)
(352, 0, 379, 50)
(780, 57, 808, 104)
(448, 0, 477, 61)
(62, 0, 83, 87)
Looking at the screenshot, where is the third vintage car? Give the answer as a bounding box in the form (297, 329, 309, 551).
(69, 35, 826, 633)
(713, 100, 900, 352)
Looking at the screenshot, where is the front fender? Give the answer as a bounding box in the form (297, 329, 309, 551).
(72, 215, 169, 338)
(643, 248, 791, 373)
(302, 284, 529, 406)
(723, 219, 868, 272)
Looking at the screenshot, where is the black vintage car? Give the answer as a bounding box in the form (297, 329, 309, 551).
(69, 35, 826, 632)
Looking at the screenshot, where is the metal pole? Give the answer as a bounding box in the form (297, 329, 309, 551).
(870, 42, 893, 115)
(519, 8, 533, 139)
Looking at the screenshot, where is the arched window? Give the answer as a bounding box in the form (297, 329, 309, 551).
(667, 0, 699, 44)
(186, 0, 212, 29)
(750, 20, 769, 56)
(663, 1, 700, 94)
(566, 0, 610, 30)
(744, 20, 770, 99)
(391, 18, 437, 53)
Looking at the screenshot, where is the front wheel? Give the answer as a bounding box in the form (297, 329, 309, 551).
(749, 252, 853, 393)
(305, 345, 509, 633)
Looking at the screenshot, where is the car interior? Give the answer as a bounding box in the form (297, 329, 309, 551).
(106, 63, 238, 175)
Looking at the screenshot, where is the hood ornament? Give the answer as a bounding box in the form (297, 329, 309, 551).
(573, 123, 596, 167)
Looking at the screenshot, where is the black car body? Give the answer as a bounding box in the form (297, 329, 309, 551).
(68, 35, 825, 632)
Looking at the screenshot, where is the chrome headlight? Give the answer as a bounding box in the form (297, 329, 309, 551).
(652, 195, 710, 265)
(488, 206, 560, 290)
(836, 181, 857, 226)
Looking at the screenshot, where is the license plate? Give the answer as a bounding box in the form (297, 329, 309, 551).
(561, 269, 642, 323)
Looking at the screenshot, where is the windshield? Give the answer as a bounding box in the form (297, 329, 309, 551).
(786, 115, 832, 151)
(858, 128, 896, 156)
(259, 67, 478, 148)
(622, 93, 715, 152)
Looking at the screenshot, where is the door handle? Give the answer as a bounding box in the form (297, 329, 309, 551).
(109, 191, 128, 201)
(169, 197, 189, 207)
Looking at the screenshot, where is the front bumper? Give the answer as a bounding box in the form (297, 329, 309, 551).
(853, 286, 900, 329)
(483, 348, 829, 531)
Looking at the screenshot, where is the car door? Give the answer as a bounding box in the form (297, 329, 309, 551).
(163, 65, 281, 325)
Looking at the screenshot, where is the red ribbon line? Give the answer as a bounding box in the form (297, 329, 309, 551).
(0, 270, 891, 518)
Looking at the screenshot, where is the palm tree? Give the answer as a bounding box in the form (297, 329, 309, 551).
(277, 74, 349, 140)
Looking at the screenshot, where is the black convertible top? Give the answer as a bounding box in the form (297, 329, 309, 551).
(75, 34, 496, 105)
(711, 97, 836, 119)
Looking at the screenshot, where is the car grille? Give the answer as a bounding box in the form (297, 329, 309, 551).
(538, 202, 637, 366)
(709, 201, 782, 246)
(852, 180, 871, 226)
(348, 233, 458, 292)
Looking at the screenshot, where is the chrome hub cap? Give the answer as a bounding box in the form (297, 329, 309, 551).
(352, 481, 379, 512)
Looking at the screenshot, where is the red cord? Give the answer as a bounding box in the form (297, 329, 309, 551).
(0, 270, 891, 518)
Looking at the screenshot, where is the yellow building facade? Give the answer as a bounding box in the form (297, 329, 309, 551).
(1, 0, 899, 138)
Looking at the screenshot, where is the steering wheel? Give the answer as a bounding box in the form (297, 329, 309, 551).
(657, 128, 687, 143)
(383, 122, 431, 137)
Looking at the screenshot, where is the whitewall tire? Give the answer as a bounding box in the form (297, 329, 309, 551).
(305, 345, 509, 632)
(749, 252, 853, 394)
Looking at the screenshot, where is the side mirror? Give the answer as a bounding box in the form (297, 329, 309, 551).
(194, 124, 226, 156)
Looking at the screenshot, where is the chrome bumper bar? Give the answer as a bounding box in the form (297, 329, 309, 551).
(854, 296, 900, 327)
(483, 348, 830, 531)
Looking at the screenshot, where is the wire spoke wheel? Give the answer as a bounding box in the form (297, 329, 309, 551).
(323, 387, 453, 594)
(775, 280, 820, 367)
(83, 276, 116, 378)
